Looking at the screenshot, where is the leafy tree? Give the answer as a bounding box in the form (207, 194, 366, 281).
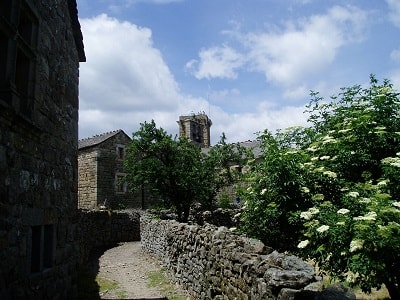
(124, 121, 251, 221)
(240, 76, 400, 298)
(239, 126, 320, 251)
(201, 132, 253, 210)
(124, 120, 202, 221)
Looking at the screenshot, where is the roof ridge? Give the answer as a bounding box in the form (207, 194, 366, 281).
(78, 129, 121, 141)
(78, 129, 125, 149)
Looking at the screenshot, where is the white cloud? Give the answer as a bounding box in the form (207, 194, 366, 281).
(188, 5, 367, 89)
(245, 6, 367, 86)
(391, 48, 400, 63)
(80, 14, 181, 111)
(387, 0, 400, 28)
(389, 69, 400, 90)
(212, 104, 308, 143)
(79, 14, 185, 137)
(186, 45, 245, 80)
(78, 14, 310, 143)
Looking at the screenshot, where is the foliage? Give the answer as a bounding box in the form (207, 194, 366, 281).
(201, 132, 252, 210)
(239, 75, 400, 298)
(124, 121, 251, 221)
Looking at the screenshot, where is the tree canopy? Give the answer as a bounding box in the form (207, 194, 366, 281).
(239, 75, 400, 298)
(124, 120, 251, 221)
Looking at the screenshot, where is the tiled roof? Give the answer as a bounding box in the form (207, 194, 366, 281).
(78, 129, 125, 150)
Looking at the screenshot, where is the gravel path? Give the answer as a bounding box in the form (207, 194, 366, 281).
(96, 241, 191, 299)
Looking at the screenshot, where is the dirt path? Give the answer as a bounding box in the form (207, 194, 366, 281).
(96, 241, 191, 299)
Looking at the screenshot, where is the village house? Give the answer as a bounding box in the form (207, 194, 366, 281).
(78, 129, 141, 209)
(0, 0, 85, 298)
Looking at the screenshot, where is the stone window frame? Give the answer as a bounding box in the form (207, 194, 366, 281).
(0, 0, 38, 118)
(115, 172, 127, 194)
(29, 224, 56, 274)
(116, 144, 126, 160)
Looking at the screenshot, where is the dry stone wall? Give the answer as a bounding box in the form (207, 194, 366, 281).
(141, 216, 320, 300)
(78, 209, 141, 264)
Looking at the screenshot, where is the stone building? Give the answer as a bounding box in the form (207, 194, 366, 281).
(0, 0, 85, 298)
(78, 129, 140, 209)
(178, 112, 212, 147)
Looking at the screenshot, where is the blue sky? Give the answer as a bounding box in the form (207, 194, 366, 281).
(77, 0, 400, 144)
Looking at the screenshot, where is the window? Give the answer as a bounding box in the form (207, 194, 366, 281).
(30, 224, 55, 274)
(0, 0, 38, 117)
(116, 145, 125, 160)
(115, 173, 127, 193)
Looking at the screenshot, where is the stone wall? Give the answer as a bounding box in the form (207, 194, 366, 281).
(141, 216, 319, 299)
(77, 149, 98, 208)
(78, 209, 141, 264)
(0, 0, 84, 298)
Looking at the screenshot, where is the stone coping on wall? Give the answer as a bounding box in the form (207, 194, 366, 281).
(140, 215, 321, 299)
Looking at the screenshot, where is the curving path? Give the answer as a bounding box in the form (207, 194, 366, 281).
(96, 241, 191, 299)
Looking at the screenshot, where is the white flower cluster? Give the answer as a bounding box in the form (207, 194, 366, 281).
(323, 171, 337, 178)
(337, 208, 350, 214)
(348, 191, 359, 198)
(307, 146, 319, 152)
(382, 156, 400, 168)
(349, 239, 364, 252)
(353, 211, 377, 221)
(322, 136, 337, 144)
(297, 239, 310, 248)
(316, 225, 330, 233)
(300, 207, 320, 220)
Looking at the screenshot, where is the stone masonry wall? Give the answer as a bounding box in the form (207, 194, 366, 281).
(141, 216, 319, 300)
(78, 149, 98, 208)
(0, 0, 84, 298)
(78, 209, 141, 264)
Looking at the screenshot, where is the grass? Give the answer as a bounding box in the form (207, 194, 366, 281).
(147, 268, 190, 300)
(320, 272, 390, 300)
(96, 275, 127, 299)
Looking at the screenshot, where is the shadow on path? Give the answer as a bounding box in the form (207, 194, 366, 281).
(78, 245, 115, 300)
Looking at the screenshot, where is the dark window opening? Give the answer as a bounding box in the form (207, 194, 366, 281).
(116, 174, 127, 193)
(18, 5, 33, 43)
(0, 33, 9, 93)
(43, 225, 54, 269)
(30, 224, 55, 274)
(15, 48, 30, 97)
(30, 225, 41, 273)
(0, 0, 37, 115)
(0, 1, 12, 21)
(117, 146, 125, 160)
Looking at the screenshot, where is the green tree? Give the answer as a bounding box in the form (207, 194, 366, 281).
(240, 76, 400, 298)
(124, 121, 251, 221)
(239, 126, 319, 251)
(124, 120, 203, 221)
(201, 132, 253, 210)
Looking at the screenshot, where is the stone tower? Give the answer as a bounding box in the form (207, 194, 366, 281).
(178, 113, 212, 147)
